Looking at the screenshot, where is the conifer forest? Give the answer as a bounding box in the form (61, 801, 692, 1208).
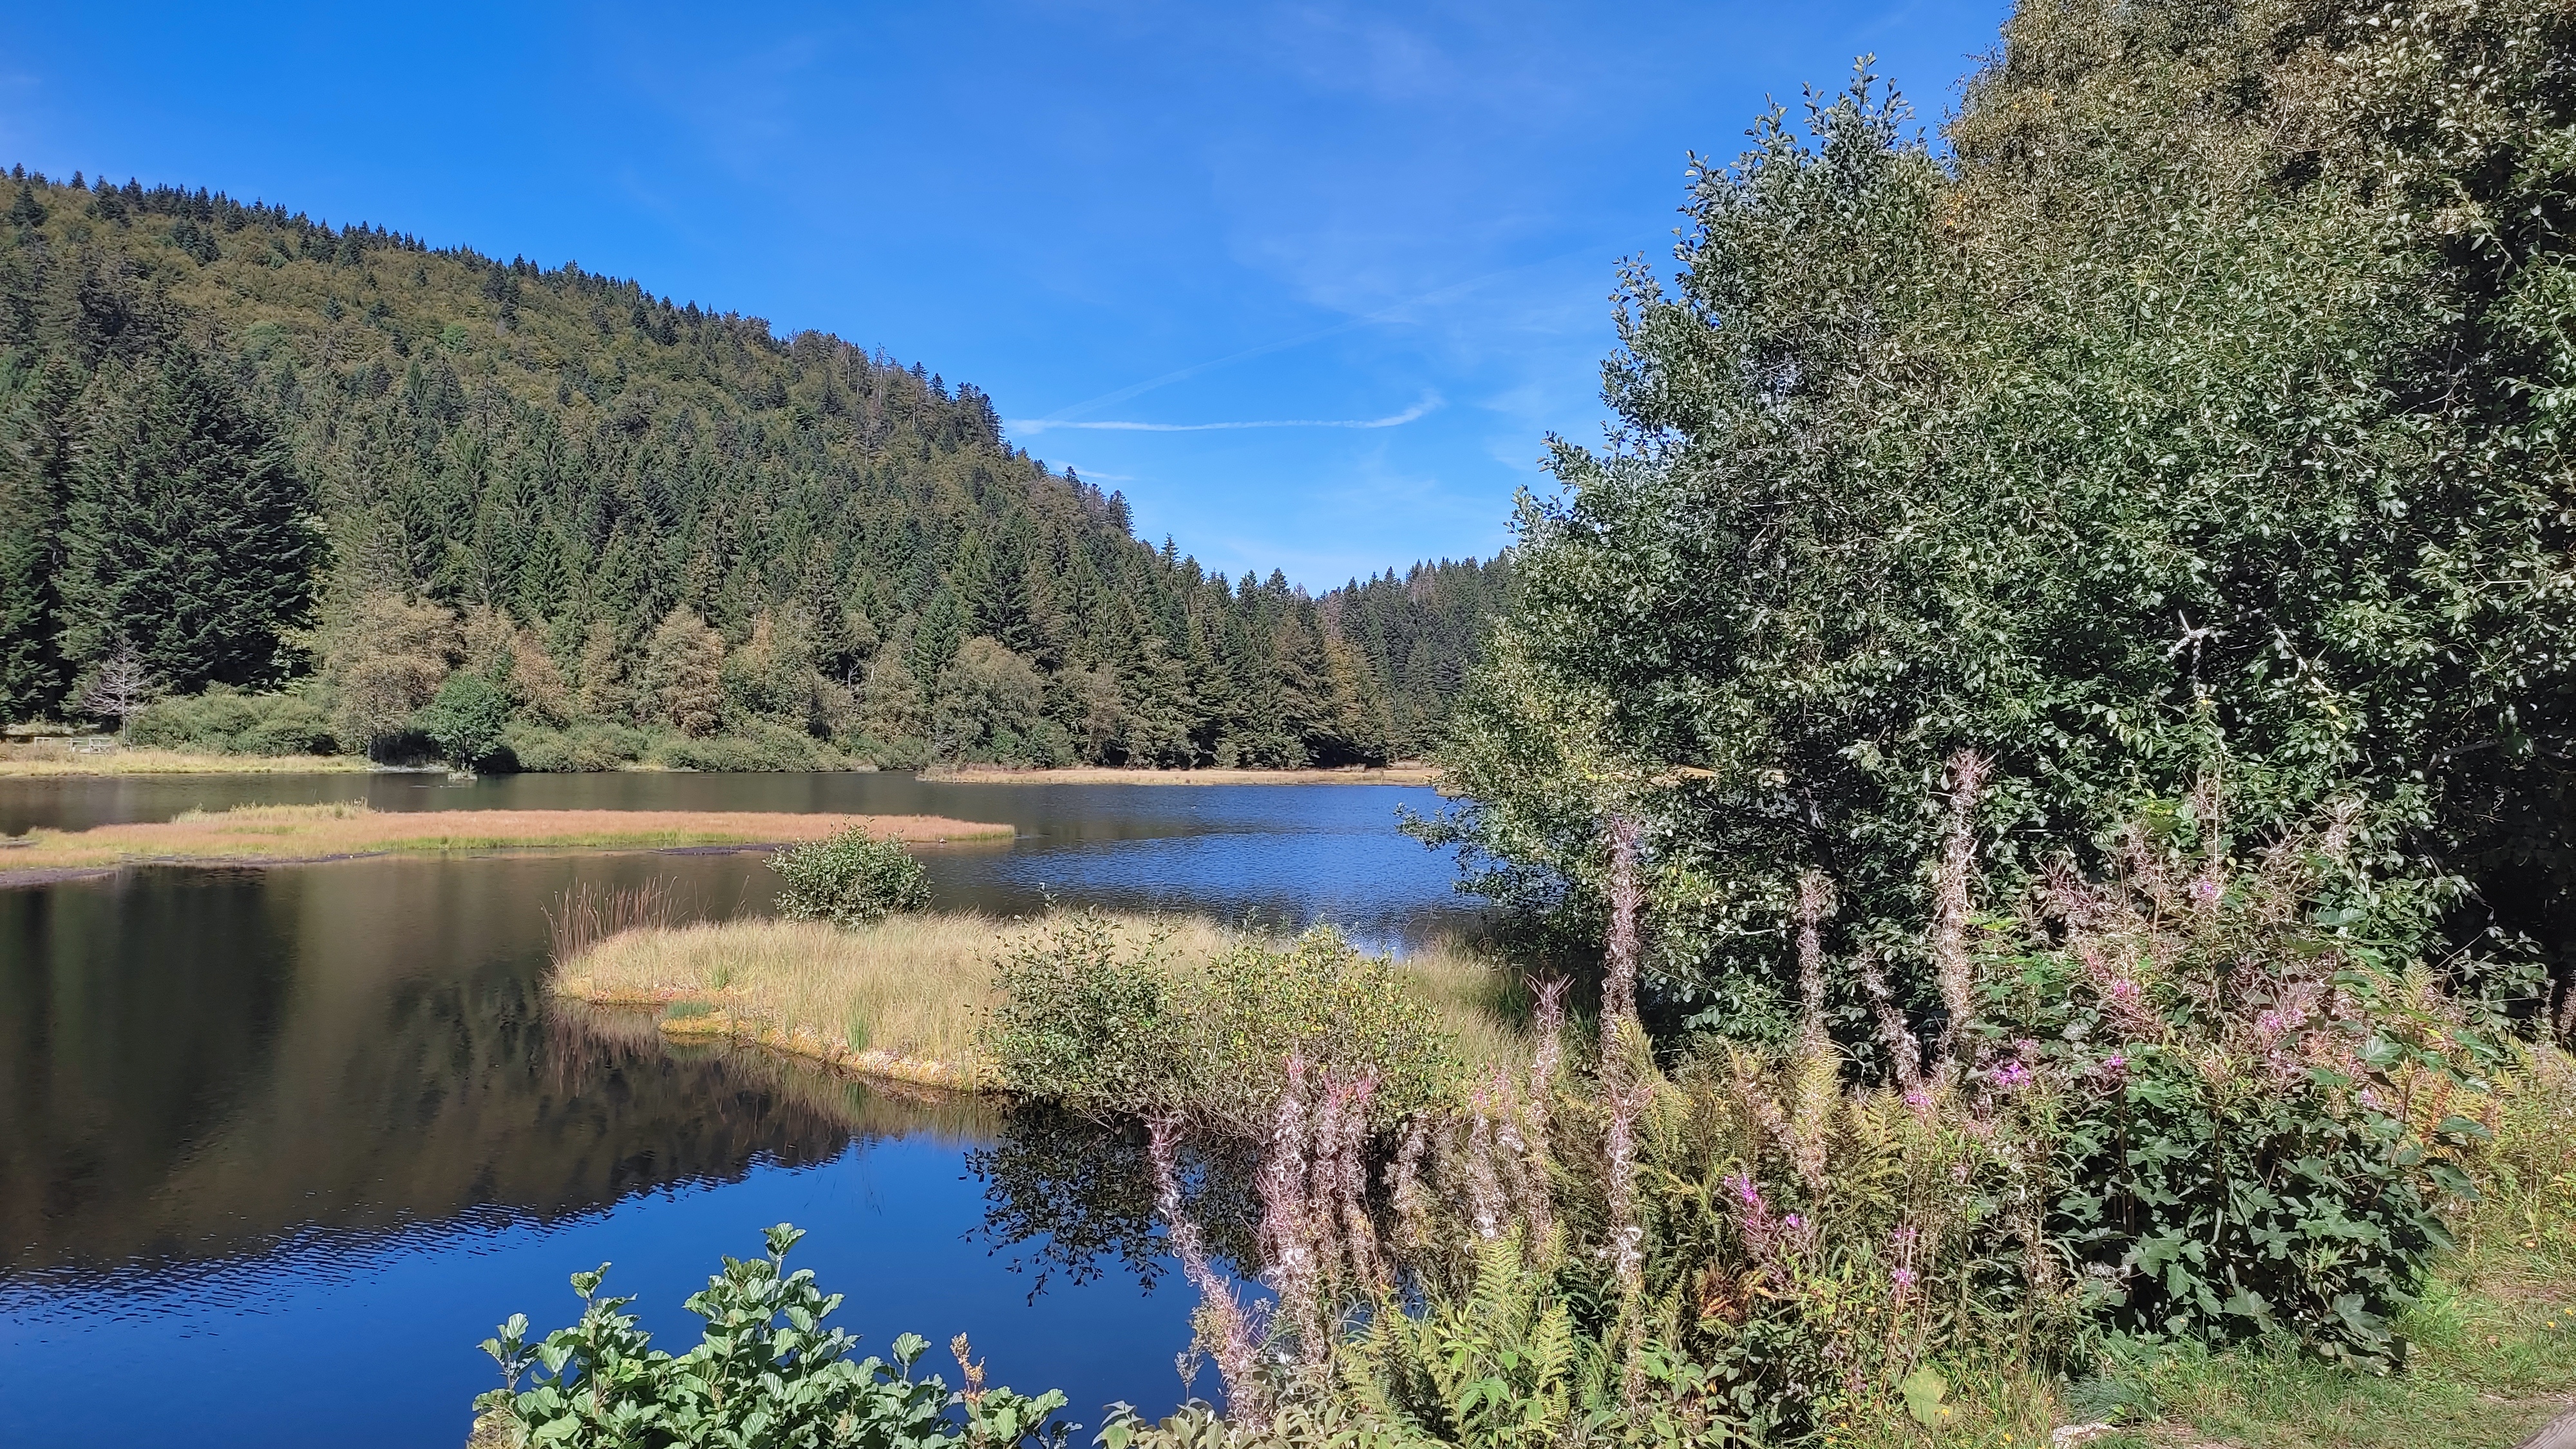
(0, 170, 1507, 771)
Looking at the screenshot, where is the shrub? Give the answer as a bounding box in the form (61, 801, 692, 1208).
(1972, 802, 2501, 1363)
(986, 912, 1464, 1131)
(769, 826, 931, 927)
(654, 721, 837, 772)
(471, 1224, 1069, 1449)
(129, 685, 337, 755)
(985, 913, 1193, 1119)
(506, 721, 646, 772)
(411, 671, 512, 770)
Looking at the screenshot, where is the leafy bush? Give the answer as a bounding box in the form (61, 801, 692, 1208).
(506, 721, 647, 772)
(655, 721, 838, 772)
(129, 685, 337, 755)
(986, 912, 1463, 1131)
(472, 1224, 1069, 1449)
(1969, 803, 2501, 1363)
(770, 826, 931, 927)
(412, 671, 512, 770)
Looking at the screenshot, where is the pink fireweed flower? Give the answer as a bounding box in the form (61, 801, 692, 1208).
(1990, 1059, 2033, 1090)
(2190, 874, 2223, 905)
(1891, 1266, 1918, 1293)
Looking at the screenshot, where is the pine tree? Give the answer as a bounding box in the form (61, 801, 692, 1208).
(0, 358, 81, 717)
(57, 344, 321, 691)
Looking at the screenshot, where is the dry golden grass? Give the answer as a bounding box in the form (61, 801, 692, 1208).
(0, 800, 1010, 876)
(922, 763, 1441, 786)
(0, 743, 377, 775)
(554, 911, 1530, 1093)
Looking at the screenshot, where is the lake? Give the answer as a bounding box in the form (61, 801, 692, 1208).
(0, 774, 1480, 1448)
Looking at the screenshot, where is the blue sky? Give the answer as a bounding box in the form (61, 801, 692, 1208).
(0, 1, 2007, 589)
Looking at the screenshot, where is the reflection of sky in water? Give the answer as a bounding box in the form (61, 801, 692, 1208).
(0, 776, 1481, 1446)
(1, 1135, 1191, 1448)
(928, 787, 1481, 950)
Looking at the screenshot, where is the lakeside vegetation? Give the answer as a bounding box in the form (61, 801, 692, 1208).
(0, 801, 1004, 878)
(0, 739, 377, 774)
(480, 0, 2576, 1436)
(552, 906, 1529, 1096)
(0, 171, 1507, 775)
(922, 762, 1441, 786)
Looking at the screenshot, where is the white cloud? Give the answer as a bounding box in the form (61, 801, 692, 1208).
(1012, 393, 1439, 435)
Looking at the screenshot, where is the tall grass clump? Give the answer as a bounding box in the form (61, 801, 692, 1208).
(770, 825, 932, 927)
(545, 878, 685, 965)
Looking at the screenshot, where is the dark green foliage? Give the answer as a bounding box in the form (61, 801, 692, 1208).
(55, 343, 318, 694)
(1325, 555, 1514, 760)
(129, 685, 336, 756)
(0, 357, 77, 717)
(412, 670, 512, 769)
(768, 826, 931, 926)
(0, 169, 1503, 763)
(1430, 0, 2576, 1015)
(473, 1224, 1070, 1449)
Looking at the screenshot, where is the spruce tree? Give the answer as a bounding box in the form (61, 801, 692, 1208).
(57, 344, 320, 692)
(0, 358, 81, 718)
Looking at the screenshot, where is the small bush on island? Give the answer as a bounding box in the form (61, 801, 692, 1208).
(986, 911, 1466, 1132)
(471, 1224, 1069, 1449)
(770, 826, 933, 927)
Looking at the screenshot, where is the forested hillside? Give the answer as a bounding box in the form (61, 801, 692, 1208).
(0, 167, 1501, 770)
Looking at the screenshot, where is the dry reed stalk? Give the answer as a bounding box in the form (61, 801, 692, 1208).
(1605, 1074, 1651, 1410)
(1259, 1057, 1323, 1356)
(1795, 871, 1835, 1054)
(1319, 1068, 1385, 1290)
(1463, 1081, 1508, 1242)
(1602, 815, 1644, 1046)
(1387, 1114, 1434, 1255)
(1859, 951, 1926, 1094)
(1148, 1115, 1267, 1425)
(1931, 749, 1991, 1070)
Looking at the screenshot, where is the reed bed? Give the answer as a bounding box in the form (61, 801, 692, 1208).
(0, 801, 1012, 876)
(553, 911, 1530, 1094)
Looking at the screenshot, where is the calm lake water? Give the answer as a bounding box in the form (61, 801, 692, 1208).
(0, 774, 1478, 1448)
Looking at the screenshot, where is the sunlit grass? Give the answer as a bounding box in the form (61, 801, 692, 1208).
(554, 911, 1533, 1093)
(0, 801, 1012, 874)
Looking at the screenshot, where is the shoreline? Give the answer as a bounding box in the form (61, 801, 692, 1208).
(921, 763, 1441, 786)
(0, 746, 397, 777)
(0, 804, 1012, 885)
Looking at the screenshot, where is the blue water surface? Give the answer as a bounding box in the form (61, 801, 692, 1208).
(0, 775, 1473, 1448)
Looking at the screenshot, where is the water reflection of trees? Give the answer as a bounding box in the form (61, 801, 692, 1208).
(969, 1106, 1258, 1296)
(0, 859, 986, 1271)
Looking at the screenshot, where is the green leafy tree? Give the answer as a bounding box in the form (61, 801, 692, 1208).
(412, 670, 511, 769)
(1431, 0, 2576, 1015)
